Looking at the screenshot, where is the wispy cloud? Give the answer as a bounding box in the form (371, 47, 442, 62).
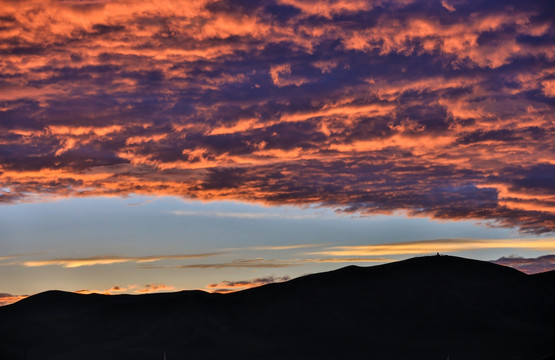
(310, 238, 555, 256)
(23, 252, 224, 268)
(75, 285, 129, 295)
(300, 257, 393, 263)
(141, 256, 392, 269)
(171, 210, 321, 220)
(140, 258, 296, 269)
(74, 283, 176, 295)
(0, 293, 28, 307)
(132, 283, 176, 294)
(16, 247, 391, 270)
(207, 275, 290, 293)
(235, 244, 328, 251)
(491, 254, 555, 274)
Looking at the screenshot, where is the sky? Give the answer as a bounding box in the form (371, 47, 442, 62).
(0, 0, 554, 305)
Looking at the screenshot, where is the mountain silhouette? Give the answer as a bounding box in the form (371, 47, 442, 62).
(1, 255, 553, 360)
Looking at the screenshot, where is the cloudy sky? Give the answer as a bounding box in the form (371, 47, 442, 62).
(0, 0, 554, 305)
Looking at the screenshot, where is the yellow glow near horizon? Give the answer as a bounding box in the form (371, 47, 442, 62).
(310, 238, 555, 256)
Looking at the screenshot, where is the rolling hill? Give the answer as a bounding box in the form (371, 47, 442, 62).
(1, 255, 553, 360)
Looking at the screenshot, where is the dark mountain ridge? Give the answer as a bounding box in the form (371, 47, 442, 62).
(1, 255, 554, 360)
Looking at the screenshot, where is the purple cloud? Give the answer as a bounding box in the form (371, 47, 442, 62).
(0, 0, 553, 233)
(491, 254, 555, 274)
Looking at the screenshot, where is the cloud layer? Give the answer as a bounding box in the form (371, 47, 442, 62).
(22, 252, 224, 268)
(312, 238, 555, 256)
(491, 254, 555, 274)
(0, 293, 28, 306)
(0, 0, 554, 232)
(207, 275, 290, 293)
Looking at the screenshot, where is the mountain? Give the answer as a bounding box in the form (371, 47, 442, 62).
(0, 255, 553, 360)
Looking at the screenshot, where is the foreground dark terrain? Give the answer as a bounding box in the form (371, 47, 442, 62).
(1, 255, 554, 360)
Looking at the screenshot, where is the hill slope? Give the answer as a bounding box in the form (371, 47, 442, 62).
(1, 255, 553, 360)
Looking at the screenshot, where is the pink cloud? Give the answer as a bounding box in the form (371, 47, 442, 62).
(207, 275, 290, 293)
(491, 254, 555, 274)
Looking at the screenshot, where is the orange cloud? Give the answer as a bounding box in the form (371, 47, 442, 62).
(133, 283, 176, 294)
(75, 285, 129, 295)
(0, 293, 28, 307)
(74, 283, 176, 295)
(311, 238, 555, 257)
(0, 0, 553, 234)
(269, 64, 307, 87)
(140, 255, 392, 270)
(207, 275, 290, 293)
(441, 1, 455, 12)
(23, 252, 224, 268)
